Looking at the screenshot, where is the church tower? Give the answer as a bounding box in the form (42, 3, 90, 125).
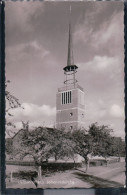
(56, 11, 85, 131)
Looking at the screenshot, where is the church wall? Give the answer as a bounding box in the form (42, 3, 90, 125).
(56, 88, 84, 110)
(56, 121, 85, 131)
(56, 88, 85, 130)
(56, 107, 78, 123)
(78, 109, 85, 122)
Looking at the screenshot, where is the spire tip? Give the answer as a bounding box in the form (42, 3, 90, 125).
(70, 5, 71, 14)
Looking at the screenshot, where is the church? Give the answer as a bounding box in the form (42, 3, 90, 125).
(56, 21, 85, 131)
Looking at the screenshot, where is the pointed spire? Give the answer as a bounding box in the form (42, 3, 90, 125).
(67, 6, 74, 66)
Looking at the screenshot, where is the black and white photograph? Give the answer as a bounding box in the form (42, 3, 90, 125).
(5, 1, 125, 188)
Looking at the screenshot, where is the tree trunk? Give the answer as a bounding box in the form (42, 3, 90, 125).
(85, 156, 89, 173)
(38, 166, 42, 181)
(45, 158, 49, 173)
(88, 158, 90, 169)
(46, 158, 48, 163)
(73, 158, 76, 169)
(10, 171, 13, 182)
(105, 157, 108, 167)
(55, 154, 57, 162)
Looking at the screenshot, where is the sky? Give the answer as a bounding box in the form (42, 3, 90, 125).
(5, 1, 125, 138)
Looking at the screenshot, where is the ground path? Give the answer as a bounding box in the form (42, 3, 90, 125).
(7, 162, 125, 188)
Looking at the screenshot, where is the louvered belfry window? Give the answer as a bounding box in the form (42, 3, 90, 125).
(62, 91, 72, 104)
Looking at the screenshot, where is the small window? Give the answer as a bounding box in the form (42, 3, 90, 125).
(70, 112, 73, 117)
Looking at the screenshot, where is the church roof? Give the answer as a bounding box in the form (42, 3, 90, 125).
(64, 14, 78, 72)
(67, 23, 74, 66)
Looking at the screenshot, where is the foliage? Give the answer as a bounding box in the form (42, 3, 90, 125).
(50, 129, 75, 161)
(88, 123, 113, 158)
(5, 80, 22, 137)
(110, 137, 125, 157)
(6, 138, 13, 154)
(8, 122, 125, 170)
(71, 129, 92, 163)
(20, 127, 75, 165)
